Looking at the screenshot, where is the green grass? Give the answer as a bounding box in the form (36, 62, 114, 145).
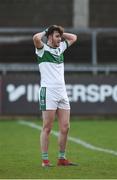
(0, 117, 117, 179)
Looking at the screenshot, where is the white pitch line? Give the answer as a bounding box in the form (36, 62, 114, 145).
(18, 120, 117, 156)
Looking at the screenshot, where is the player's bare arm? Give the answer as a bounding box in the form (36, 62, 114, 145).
(63, 32, 77, 46)
(33, 31, 46, 49)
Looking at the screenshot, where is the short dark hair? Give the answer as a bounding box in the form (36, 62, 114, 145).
(46, 25, 64, 38)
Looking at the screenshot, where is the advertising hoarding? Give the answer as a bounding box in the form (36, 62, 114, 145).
(2, 74, 117, 115)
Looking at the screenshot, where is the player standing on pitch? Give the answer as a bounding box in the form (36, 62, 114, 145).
(33, 25, 77, 167)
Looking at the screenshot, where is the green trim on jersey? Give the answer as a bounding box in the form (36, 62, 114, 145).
(37, 51, 64, 64)
(65, 40, 69, 48)
(39, 87, 46, 111)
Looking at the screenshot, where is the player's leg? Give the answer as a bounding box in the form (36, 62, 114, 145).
(40, 110, 56, 166)
(57, 108, 78, 166)
(57, 108, 71, 165)
(57, 108, 70, 153)
(39, 87, 57, 166)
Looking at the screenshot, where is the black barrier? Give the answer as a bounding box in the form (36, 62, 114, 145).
(2, 74, 117, 115)
(65, 75, 117, 115)
(0, 76, 2, 114)
(2, 74, 40, 115)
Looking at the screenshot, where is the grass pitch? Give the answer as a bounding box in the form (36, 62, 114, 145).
(0, 117, 117, 179)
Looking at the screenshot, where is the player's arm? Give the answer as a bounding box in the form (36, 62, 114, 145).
(33, 31, 46, 49)
(62, 32, 77, 46)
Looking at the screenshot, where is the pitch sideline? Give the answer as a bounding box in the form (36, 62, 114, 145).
(18, 120, 117, 156)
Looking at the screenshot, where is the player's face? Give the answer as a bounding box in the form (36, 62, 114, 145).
(51, 31, 62, 47)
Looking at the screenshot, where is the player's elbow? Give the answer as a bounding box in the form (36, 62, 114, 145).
(33, 34, 40, 43)
(33, 34, 42, 48)
(73, 34, 77, 42)
(70, 34, 77, 45)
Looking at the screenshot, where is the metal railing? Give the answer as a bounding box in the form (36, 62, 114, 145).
(0, 27, 117, 74)
(1, 63, 117, 75)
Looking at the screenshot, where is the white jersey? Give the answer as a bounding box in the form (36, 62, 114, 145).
(35, 41, 68, 87)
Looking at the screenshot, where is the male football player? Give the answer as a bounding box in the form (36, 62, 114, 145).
(33, 25, 77, 167)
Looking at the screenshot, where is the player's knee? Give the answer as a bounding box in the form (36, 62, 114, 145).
(61, 123, 70, 134)
(43, 126, 52, 135)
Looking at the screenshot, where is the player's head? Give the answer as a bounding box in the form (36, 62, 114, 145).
(46, 25, 64, 47)
(46, 25, 64, 38)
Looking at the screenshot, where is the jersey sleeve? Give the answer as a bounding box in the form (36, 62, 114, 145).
(35, 44, 45, 57)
